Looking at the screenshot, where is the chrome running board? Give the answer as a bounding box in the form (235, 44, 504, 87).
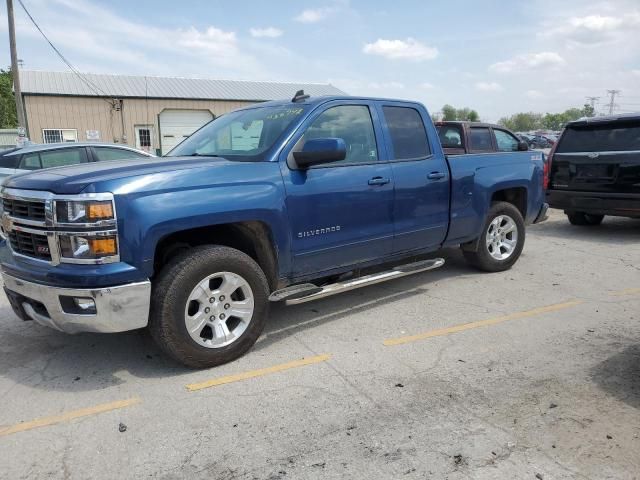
(271, 258, 445, 305)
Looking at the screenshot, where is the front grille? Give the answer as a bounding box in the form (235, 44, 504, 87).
(1, 197, 46, 222)
(7, 230, 52, 261)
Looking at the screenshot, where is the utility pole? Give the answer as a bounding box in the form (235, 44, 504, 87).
(606, 90, 621, 115)
(6, 0, 26, 130)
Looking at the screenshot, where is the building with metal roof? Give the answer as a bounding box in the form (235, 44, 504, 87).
(18, 70, 346, 154)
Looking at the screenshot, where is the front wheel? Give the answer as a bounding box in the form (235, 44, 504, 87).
(150, 245, 270, 368)
(463, 201, 525, 272)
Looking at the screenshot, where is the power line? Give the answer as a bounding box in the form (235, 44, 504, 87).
(585, 96, 599, 110)
(606, 89, 621, 115)
(16, 0, 115, 105)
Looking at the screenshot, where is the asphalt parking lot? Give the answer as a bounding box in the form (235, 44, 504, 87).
(0, 209, 638, 480)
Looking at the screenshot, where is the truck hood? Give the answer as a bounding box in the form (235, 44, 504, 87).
(1, 156, 234, 194)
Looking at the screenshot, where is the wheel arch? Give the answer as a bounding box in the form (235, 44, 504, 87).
(490, 186, 528, 219)
(153, 221, 280, 291)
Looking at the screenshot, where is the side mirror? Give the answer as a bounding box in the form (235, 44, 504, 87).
(517, 141, 529, 151)
(293, 138, 346, 168)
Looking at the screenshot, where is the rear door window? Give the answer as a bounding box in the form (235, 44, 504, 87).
(557, 123, 640, 152)
(93, 147, 148, 162)
(493, 129, 520, 152)
(469, 128, 493, 151)
(39, 148, 87, 168)
(382, 106, 430, 160)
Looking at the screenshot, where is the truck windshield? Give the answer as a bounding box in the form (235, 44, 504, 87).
(166, 105, 308, 160)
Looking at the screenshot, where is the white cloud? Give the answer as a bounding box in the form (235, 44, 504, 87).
(177, 27, 238, 56)
(249, 27, 283, 38)
(475, 82, 503, 92)
(294, 7, 334, 23)
(547, 12, 640, 46)
(490, 52, 565, 73)
(5, 0, 265, 77)
(420, 82, 435, 89)
(526, 90, 544, 99)
(363, 38, 438, 61)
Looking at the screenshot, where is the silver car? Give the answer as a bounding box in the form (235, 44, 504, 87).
(0, 142, 155, 179)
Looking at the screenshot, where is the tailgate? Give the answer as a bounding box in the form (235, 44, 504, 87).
(549, 121, 640, 194)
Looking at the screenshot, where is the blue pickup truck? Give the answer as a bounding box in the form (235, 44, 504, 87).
(0, 94, 548, 367)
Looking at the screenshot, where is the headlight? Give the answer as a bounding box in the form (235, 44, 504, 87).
(55, 200, 114, 224)
(59, 234, 118, 261)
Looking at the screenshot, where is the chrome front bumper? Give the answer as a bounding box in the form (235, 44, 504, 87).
(2, 273, 151, 333)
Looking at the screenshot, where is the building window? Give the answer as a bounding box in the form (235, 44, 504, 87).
(42, 129, 78, 144)
(138, 128, 151, 147)
(135, 125, 153, 152)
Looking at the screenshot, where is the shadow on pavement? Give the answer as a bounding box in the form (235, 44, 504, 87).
(530, 211, 640, 246)
(591, 344, 640, 409)
(0, 249, 482, 393)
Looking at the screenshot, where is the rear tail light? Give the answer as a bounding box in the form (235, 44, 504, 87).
(544, 141, 559, 190)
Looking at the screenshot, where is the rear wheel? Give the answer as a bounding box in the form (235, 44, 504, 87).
(566, 212, 604, 226)
(150, 245, 269, 368)
(463, 201, 525, 272)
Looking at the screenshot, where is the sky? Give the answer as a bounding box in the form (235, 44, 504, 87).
(1, 0, 639, 122)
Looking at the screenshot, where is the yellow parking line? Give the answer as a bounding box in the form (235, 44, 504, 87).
(384, 300, 583, 346)
(610, 288, 640, 297)
(0, 397, 141, 438)
(186, 354, 331, 392)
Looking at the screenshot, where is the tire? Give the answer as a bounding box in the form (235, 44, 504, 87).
(567, 212, 604, 226)
(463, 201, 525, 272)
(149, 245, 270, 368)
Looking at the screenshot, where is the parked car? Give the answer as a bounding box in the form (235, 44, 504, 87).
(435, 121, 529, 155)
(545, 112, 640, 224)
(518, 134, 534, 145)
(528, 135, 553, 149)
(0, 94, 547, 368)
(0, 142, 154, 179)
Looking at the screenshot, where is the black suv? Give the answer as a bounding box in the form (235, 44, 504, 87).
(545, 113, 640, 225)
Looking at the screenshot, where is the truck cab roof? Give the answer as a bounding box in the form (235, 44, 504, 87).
(238, 95, 424, 111)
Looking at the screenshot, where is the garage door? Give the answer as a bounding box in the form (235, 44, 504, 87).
(159, 109, 214, 155)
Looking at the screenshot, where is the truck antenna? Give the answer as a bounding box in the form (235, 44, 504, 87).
(292, 90, 310, 102)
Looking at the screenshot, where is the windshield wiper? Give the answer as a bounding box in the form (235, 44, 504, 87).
(187, 153, 220, 158)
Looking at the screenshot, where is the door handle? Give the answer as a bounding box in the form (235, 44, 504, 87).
(368, 177, 391, 186)
(427, 172, 446, 180)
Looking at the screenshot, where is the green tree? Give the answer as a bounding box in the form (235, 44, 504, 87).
(441, 105, 481, 121)
(543, 107, 592, 130)
(582, 104, 595, 117)
(442, 104, 457, 121)
(455, 107, 480, 121)
(0, 68, 18, 128)
(498, 112, 542, 132)
(564, 108, 585, 122)
(467, 110, 479, 122)
(541, 113, 564, 131)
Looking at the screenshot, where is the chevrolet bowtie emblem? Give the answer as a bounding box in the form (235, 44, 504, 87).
(587, 152, 600, 159)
